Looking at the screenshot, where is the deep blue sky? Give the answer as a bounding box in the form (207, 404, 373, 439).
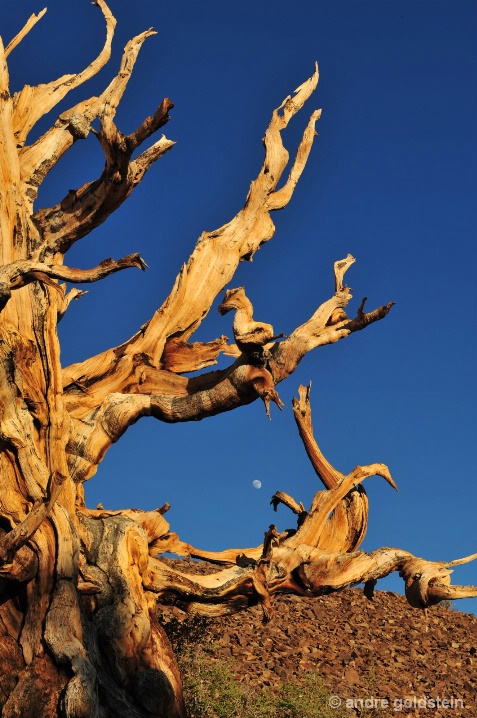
(2, 1, 476, 613)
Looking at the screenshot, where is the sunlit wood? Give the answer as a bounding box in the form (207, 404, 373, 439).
(0, 4, 474, 717)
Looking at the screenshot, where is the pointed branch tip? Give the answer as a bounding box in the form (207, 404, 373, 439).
(4, 8, 47, 58)
(445, 551, 477, 568)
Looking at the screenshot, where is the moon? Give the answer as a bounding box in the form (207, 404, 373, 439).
(252, 480, 262, 490)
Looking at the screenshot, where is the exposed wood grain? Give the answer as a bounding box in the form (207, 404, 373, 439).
(0, 3, 475, 716)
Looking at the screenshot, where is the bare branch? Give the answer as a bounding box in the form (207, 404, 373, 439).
(26, 26, 174, 252)
(58, 66, 322, 429)
(4, 8, 47, 59)
(60, 253, 356, 422)
(292, 383, 344, 489)
(334, 253, 356, 292)
(285, 462, 396, 552)
(0, 37, 24, 265)
(145, 543, 477, 618)
(20, 98, 103, 211)
(79, 505, 170, 549)
(445, 551, 477, 567)
(128, 100, 174, 148)
(62, 258, 394, 488)
(144, 556, 259, 615)
(32, 113, 174, 255)
(68, 374, 399, 617)
(12, 0, 116, 148)
(140, 482, 477, 614)
(218, 286, 284, 362)
(266, 108, 321, 211)
(426, 581, 477, 602)
(150, 535, 263, 565)
(143, 65, 320, 362)
(0, 254, 146, 310)
(397, 555, 477, 608)
(286, 382, 397, 554)
(57, 286, 88, 322)
(20, 29, 171, 211)
(270, 291, 394, 384)
(270, 491, 307, 520)
(72, 375, 475, 622)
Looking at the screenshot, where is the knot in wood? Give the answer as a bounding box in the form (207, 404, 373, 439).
(68, 114, 90, 139)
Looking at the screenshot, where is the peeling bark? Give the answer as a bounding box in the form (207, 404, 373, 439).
(0, 4, 475, 717)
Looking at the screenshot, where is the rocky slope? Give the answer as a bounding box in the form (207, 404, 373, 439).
(161, 559, 477, 717)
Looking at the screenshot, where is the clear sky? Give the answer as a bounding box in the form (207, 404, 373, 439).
(2, 1, 476, 613)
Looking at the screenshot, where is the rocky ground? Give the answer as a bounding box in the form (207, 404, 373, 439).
(160, 559, 477, 717)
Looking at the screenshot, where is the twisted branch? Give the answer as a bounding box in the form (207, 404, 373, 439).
(12, 0, 116, 149)
(0, 254, 147, 311)
(0, 471, 65, 565)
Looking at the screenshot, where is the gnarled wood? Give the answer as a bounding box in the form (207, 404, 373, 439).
(0, 4, 474, 716)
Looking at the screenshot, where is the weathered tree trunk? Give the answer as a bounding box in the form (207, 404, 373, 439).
(0, 5, 475, 717)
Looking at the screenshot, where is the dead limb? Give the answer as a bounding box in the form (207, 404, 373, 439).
(62, 257, 393, 484)
(0, 254, 147, 310)
(4, 8, 47, 59)
(12, 0, 116, 149)
(60, 64, 322, 401)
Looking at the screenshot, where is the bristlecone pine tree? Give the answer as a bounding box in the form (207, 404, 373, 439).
(0, 4, 476, 717)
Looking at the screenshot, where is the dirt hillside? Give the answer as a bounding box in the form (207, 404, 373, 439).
(161, 559, 477, 717)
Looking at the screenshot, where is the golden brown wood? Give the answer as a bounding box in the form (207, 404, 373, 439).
(0, 4, 475, 717)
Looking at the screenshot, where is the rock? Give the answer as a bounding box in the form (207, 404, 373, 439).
(159, 560, 477, 718)
(344, 668, 360, 684)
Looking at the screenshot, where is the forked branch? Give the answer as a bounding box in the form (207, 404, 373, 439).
(60, 63, 322, 402)
(63, 258, 393, 483)
(12, 0, 116, 148)
(139, 384, 476, 617)
(144, 542, 477, 619)
(269, 257, 394, 383)
(33, 97, 174, 255)
(133, 383, 476, 620)
(18, 4, 173, 240)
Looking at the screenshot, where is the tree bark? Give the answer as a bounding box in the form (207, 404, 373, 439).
(0, 5, 475, 717)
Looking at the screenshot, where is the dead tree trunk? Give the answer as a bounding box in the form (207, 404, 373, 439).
(0, 5, 475, 717)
